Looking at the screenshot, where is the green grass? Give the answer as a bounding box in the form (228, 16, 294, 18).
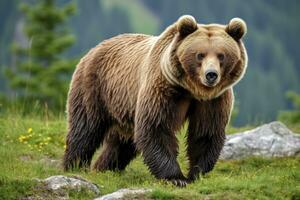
(0, 112, 299, 200)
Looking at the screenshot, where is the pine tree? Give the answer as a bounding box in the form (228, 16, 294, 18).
(5, 0, 77, 109)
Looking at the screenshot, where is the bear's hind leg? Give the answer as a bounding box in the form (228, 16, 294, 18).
(63, 88, 109, 171)
(93, 130, 137, 171)
(63, 110, 109, 170)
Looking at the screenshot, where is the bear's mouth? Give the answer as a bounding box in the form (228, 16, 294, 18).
(203, 81, 218, 88)
(201, 78, 220, 88)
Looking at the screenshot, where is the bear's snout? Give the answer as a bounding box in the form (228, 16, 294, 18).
(205, 70, 219, 86)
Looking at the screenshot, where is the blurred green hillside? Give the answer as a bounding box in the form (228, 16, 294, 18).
(0, 0, 300, 125)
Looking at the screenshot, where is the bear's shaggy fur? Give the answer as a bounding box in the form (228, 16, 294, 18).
(63, 15, 247, 186)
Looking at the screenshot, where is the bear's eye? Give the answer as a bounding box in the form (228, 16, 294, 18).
(217, 53, 225, 62)
(196, 53, 206, 61)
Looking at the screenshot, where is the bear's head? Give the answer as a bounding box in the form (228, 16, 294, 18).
(161, 15, 248, 100)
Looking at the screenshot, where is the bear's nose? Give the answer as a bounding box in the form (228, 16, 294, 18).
(205, 70, 218, 84)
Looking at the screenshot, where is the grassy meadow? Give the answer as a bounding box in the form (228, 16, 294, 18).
(0, 108, 299, 200)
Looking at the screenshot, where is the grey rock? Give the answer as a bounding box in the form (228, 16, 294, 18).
(220, 121, 300, 160)
(95, 189, 151, 200)
(42, 175, 100, 195)
(25, 176, 100, 200)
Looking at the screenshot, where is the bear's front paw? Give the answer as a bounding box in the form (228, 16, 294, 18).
(169, 178, 189, 187)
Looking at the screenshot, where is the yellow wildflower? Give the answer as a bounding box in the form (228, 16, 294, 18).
(18, 135, 26, 143)
(27, 128, 33, 133)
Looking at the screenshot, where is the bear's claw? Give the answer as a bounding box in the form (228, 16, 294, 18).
(170, 179, 188, 187)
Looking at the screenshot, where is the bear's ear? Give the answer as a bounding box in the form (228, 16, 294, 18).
(226, 18, 247, 41)
(177, 15, 198, 37)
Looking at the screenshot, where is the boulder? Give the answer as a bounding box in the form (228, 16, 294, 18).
(42, 175, 100, 195)
(220, 121, 300, 160)
(95, 189, 151, 200)
(23, 175, 100, 200)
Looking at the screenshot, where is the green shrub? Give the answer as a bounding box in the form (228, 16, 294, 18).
(278, 91, 300, 124)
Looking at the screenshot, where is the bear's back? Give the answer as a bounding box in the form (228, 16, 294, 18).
(76, 34, 157, 127)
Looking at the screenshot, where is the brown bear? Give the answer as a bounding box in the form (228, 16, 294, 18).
(63, 15, 247, 187)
